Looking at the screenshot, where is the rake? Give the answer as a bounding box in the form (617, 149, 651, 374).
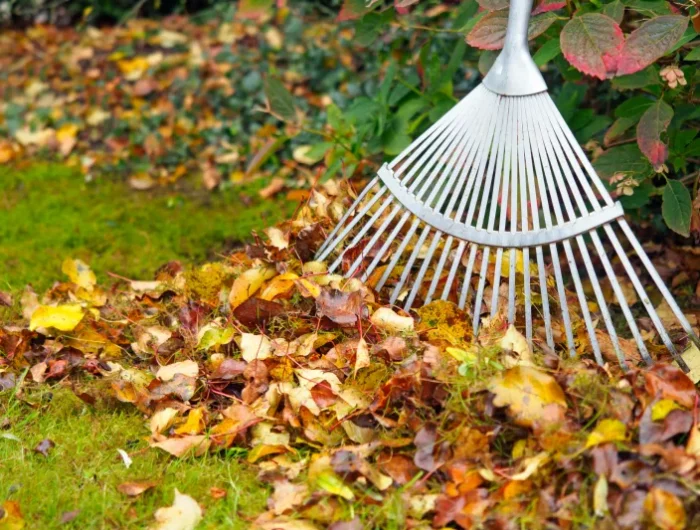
(315, 0, 700, 370)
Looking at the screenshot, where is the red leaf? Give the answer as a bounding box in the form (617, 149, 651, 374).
(617, 15, 688, 76)
(337, 0, 372, 22)
(532, 0, 566, 15)
(467, 11, 557, 50)
(636, 99, 673, 167)
(560, 14, 624, 80)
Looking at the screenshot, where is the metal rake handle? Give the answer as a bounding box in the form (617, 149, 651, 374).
(483, 0, 548, 96)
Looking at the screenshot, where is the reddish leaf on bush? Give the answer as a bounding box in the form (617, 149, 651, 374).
(337, 0, 372, 22)
(532, 0, 566, 15)
(467, 11, 556, 50)
(560, 14, 624, 80)
(617, 16, 688, 76)
(637, 99, 673, 168)
(476, 0, 509, 10)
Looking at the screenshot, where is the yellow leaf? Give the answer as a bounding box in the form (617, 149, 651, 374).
(259, 272, 298, 301)
(585, 418, 627, 448)
(117, 56, 150, 81)
(644, 487, 686, 530)
(295, 278, 321, 298)
(510, 451, 549, 481)
(488, 366, 567, 427)
(679, 343, 700, 384)
(150, 407, 179, 435)
(0, 500, 24, 530)
(651, 399, 682, 421)
(354, 337, 370, 375)
(264, 227, 290, 249)
(29, 304, 84, 331)
(229, 266, 276, 309)
(175, 408, 206, 436)
(593, 475, 609, 516)
(446, 346, 477, 363)
(315, 471, 354, 501)
(62, 258, 96, 291)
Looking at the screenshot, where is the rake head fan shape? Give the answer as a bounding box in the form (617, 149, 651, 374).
(316, 0, 700, 370)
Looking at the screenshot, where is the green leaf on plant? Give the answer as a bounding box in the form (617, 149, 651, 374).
(637, 99, 673, 168)
(476, 0, 509, 11)
(685, 48, 700, 61)
(614, 96, 654, 119)
(604, 117, 637, 146)
(662, 180, 692, 236)
(611, 65, 660, 90)
(593, 144, 653, 179)
(264, 77, 297, 122)
(617, 15, 688, 75)
(533, 39, 562, 67)
(602, 0, 625, 24)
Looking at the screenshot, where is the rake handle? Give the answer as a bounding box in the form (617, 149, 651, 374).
(503, 0, 534, 51)
(482, 0, 547, 97)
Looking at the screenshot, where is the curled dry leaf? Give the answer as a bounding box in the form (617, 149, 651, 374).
(370, 307, 414, 333)
(149, 489, 202, 530)
(118, 480, 159, 497)
(156, 360, 199, 382)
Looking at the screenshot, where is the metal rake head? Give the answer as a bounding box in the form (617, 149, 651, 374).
(315, 0, 700, 369)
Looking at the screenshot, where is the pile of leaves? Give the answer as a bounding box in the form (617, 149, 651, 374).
(2, 184, 700, 529)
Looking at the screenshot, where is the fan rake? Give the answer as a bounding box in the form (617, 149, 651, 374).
(316, 0, 700, 370)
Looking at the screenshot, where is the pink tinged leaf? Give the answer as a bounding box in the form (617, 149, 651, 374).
(476, 0, 509, 10)
(467, 11, 557, 50)
(532, 0, 566, 15)
(560, 14, 624, 80)
(337, 0, 372, 22)
(617, 15, 689, 76)
(637, 99, 673, 167)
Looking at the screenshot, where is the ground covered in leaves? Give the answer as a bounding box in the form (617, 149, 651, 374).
(2, 186, 700, 530)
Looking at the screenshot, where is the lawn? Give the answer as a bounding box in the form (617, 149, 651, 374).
(0, 163, 295, 292)
(0, 385, 268, 529)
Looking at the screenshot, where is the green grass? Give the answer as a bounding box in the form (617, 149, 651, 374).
(0, 163, 296, 292)
(0, 385, 270, 529)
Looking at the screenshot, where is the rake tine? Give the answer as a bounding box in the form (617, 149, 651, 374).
(519, 100, 553, 349)
(472, 98, 513, 332)
(373, 101, 486, 292)
(531, 96, 604, 364)
(349, 100, 482, 279)
(620, 220, 699, 358)
(536, 95, 627, 366)
(391, 223, 432, 304)
(319, 97, 470, 262)
(441, 94, 506, 302)
(316, 176, 379, 257)
(543, 94, 699, 360)
(603, 223, 681, 367)
(507, 96, 519, 324)
(360, 210, 411, 282)
(327, 98, 475, 270)
(490, 94, 518, 319)
(405, 96, 497, 307)
(524, 97, 576, 356)
(460, 95, 508, 312)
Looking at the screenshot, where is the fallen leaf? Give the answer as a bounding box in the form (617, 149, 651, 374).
(29, 305, 84, 332)
(370, 307, 414, 333)
(488, 366, 567, 427)
(644, 487, 686, 530)
(34, 438, 55, 457)
(149, 489, 202, 530)
(229, 267, 277, 310)
(118, 481, 159, 497)
(156, 360, 199, 382)
(585, 418, 627, 448)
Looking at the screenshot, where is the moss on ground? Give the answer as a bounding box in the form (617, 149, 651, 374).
(0, 385, 269, 529)
(0, 163, 296, 292)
